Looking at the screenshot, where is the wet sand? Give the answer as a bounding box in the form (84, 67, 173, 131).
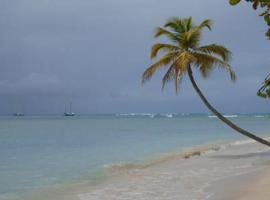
(79, 140, 270, 200)
(25, 139, 270, 200)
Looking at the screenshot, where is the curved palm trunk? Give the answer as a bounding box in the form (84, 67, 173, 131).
(187, 66, 270, 147)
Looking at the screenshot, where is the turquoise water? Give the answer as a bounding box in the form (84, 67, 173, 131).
(0, 114, 269, 199)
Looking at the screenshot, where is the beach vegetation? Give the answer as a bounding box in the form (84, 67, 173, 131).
(257, 73, 270, 97)
(228, 0, 270, 98)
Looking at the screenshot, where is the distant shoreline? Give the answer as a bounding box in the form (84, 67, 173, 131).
(0, 112, 270, 117)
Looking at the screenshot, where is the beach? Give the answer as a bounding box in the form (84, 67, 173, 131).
(238, 168, 270, 200)
(1, 115, 269, 200)
(1, 0, 270, 199)
(28, 139, 270, 200)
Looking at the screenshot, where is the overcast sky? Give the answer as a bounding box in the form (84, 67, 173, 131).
(0, 0, 269, 114)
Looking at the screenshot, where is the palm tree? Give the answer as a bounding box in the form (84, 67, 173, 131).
(142, 17, 270, 147)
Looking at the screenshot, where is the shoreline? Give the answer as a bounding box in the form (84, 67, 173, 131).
(79, 139, 270, 200)
(14, 141, 228, 200)
(16, 138, 270, 200)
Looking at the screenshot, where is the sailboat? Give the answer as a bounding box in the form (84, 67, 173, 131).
(13, 101, 25, 116)
(13, 112, 24, 117)
(64, 102, 76, 116)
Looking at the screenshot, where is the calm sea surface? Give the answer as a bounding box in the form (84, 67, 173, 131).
(0, 114, 269, 199)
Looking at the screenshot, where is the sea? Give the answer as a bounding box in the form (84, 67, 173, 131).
(0, 113, 269, 200)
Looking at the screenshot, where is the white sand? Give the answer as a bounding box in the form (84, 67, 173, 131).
(29, 140, 270, 200)
(237, 168, 270, 200)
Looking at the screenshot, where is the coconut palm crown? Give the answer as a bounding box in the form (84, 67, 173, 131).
(142, 17, 270, 147)
(142, 17, 236, 92)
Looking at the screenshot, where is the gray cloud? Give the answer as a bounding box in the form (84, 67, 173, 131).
(0, 0, 269, 114)
(0, 73, 63, 95)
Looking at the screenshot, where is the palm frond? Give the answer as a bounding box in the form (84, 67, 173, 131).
(186, 17, 193, 31)
(165, 17, 185, 33)
(162, 64, 175, 90)
(197, 44, 231, 62)
(192, 52, 236, 81)
(165, 17, 194, 33)
(161, 63, 184, 93)
(142, 52, 177, 84)
(174, 68, 183, 94)
(150, 43, 180, 59)
(196, 19, 212, 31)
(175, 51, 195, 69)
(161, 51, 193, 92)
(179, 29, 201, 49)
(154, 27, 178, 41)
(142, 17, 236, 93)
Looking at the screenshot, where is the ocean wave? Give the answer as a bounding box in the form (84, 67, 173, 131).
(158, 113, 174, 118)
(208, 115, 217, 118)
(254, 115, 265, 118)
(116, 113, 177, 118)
(164, 114, 173, 118)
(231, 137, 270, 146)
(223, 115, 238, 118)
(116, 113, 155, 118)
(117, 113, 245, 119)
(103, 162, 144, 172)
(103, 145, 221, 174)
(231, 139, 255, 146)
(208, 115, 238, 118)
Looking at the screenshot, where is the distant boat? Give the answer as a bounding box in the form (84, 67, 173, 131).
(64, 103, 75, 116)
(13, 112, 24, 117)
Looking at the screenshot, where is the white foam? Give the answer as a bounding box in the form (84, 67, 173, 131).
(160, 113, 173, 118)
(224, 115, 238, 118)
(255, 115, 265, 118)
(117, 113, 155, 118)
(208, 115, 238, 118)
(231, 139, 255, 146)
